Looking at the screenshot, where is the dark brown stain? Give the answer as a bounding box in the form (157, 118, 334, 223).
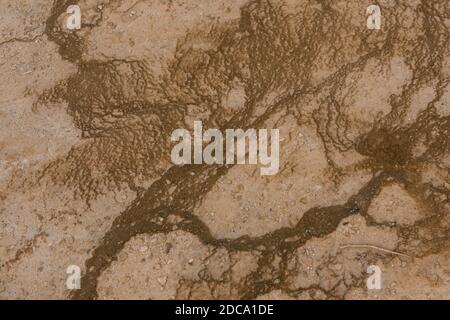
(32, 0, 450, 299)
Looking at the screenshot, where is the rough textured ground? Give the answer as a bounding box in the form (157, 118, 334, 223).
(0, 0, 449, 300)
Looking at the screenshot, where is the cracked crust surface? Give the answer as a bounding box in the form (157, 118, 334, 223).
(0, 0, 449, 300)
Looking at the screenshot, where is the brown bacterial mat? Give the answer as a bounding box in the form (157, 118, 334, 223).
(0, 0, 449, 300)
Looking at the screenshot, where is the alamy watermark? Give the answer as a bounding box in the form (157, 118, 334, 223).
(171, 121, 280, 176)
(367, 5, 381, 30)
(66, 265, 81, 290)
(66, 5, 81, 30)
(64, 4, 381, 32)
(366, 265, 382, 290)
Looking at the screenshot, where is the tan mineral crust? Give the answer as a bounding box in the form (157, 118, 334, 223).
(0, 0, 449, 300)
